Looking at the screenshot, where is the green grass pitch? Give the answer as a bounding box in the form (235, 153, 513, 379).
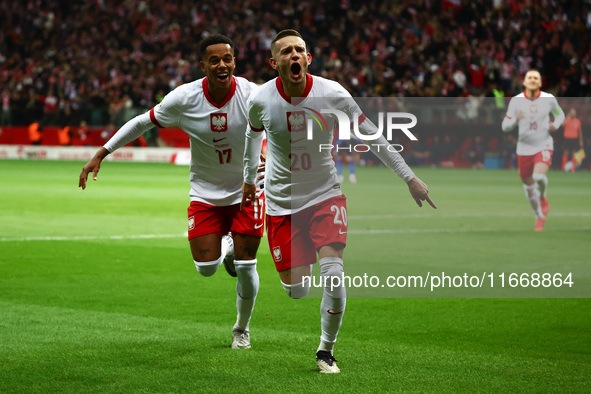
(0, 160, 589, 392)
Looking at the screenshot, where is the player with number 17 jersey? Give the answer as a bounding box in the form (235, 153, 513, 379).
(81, 35, 265, 351)
(140, 76, 257, 206)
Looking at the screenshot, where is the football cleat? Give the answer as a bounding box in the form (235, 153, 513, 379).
(540, 196, 550, 216)
(231, 329, 251, 349)
(349, 174, 358, 184)
(316, 351, 340, 373)
(338, 175, 345, 184)
(222, 234, 236, 277)
(534, 217, 546, 232)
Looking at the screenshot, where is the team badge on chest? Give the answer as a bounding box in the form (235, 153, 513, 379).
(210, 113, 228, 132)
(287, 111, 305, 132)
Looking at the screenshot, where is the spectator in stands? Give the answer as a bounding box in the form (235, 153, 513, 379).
(465, 135, 486, 169)
(499, 134, 517, 169)
(430, 135, 456, 167)
(405, 133, 431, 167)
(40, 89, 59, 127)
(1, 0, 589, 130)
(76, 120, 92, 147)
(1, 90, 11, 125)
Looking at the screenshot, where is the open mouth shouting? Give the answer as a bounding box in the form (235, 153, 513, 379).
(290, 62, 302, 80)
(217, 72, 230, 83)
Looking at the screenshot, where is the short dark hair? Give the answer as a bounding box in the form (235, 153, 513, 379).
(199, 34, 234, 58)
(271, 29, 304, 55)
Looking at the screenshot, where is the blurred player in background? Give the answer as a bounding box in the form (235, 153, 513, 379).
(502, 69, 565, 231)
(79, 34, 264, 350)
(334, 135, 361, 184)
(241, 29, 436, 373)
(562, 108, 584, 172)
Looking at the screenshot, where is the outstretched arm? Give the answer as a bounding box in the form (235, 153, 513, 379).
(78, 111, 154, 189)
(356, 117, 436, 209)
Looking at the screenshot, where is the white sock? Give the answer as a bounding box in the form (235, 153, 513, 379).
(233, 259, 259, 331)
(523, 183, 543, 218)
(193, 256, 222, 277)
(281, 279, 310, 299)
(317, 257, 346, 354)
(532, 173, 548, 198)
(220, 236, 230, 259)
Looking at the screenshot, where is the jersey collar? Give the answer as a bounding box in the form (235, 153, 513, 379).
(203, 76, 237, 108)
(524, 90, 541, 101)
(276, 73, 313, 104)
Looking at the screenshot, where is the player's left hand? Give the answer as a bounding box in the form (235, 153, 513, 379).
(549, 122, 557, 132)
(407, 177, 437, 209)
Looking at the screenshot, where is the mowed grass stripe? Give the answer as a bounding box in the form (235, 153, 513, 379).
(1, 299, 589, 393)
(2, 224, 590, 243)
(1, 161, 590, 392)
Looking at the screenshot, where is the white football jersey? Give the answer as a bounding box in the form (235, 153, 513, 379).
(150, 76, 257, 205)
(503, 91, 564, 155)
(245, 74, 366, 215)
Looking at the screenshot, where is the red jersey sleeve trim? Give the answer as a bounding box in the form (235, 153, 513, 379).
(150, 107, 164, 128)
(249, 120, 265, 132)
(203, 76, 237, 108)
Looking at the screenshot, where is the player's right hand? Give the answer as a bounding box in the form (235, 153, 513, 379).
(241, 182, 257, 211)
(79, 159, 100, 190)
(79, 148, 109, 190)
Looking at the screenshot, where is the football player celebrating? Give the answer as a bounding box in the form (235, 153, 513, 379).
(79, 34, 264, 350)
(502, 69, 565, 231)
(241, 30, 436, 373)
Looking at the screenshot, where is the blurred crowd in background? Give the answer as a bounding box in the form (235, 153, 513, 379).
(0, 0, 589, 168)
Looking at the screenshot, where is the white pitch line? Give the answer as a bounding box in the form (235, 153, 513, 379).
(2, 226, 591, 242)
(349, 226, 591, 235)
(348, 212, 591, 220)
(0, 234, 186, 242)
